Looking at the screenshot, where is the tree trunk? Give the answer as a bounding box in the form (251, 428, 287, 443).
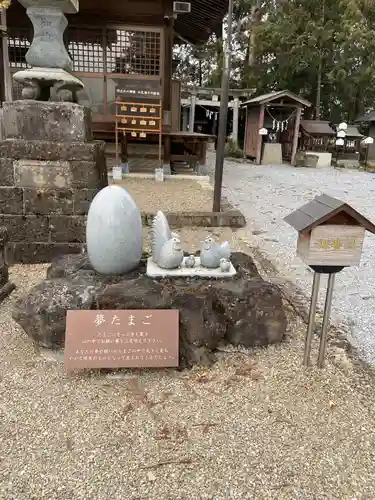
(315, 0, 325, 120)
(248, 0, 261, 67)
(315, 57, 322, 120)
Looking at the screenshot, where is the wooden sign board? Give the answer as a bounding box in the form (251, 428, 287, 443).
(297, 224, 365, 266)
(117, 104, 161, 119)
(117, 113, 161, 133)
(64, 310, 179, 370)
(115, 79, 162, 103)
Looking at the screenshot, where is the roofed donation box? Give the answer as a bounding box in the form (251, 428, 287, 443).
(297, 225, 365, 267)
(284, 193, 375, 368)
(284, 194, 375, 269)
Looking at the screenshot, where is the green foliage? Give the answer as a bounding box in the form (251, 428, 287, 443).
(174, 0, 375, 121)
(224, 138, 244, 158)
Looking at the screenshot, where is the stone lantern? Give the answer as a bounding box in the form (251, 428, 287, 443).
(0, 0, 108, 265)
(13, 0, 83, 101)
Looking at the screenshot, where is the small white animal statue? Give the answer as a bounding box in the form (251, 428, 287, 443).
(219, 258, 231, 273)
(200, 236, 231, 269)
(151, 211, 184, 269)
(185, 254, 196, 268)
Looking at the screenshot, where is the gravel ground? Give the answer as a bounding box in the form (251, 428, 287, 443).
(2, 233, 375, 499)
(222, 161, 375, 366)
(110, 177, 213, 213)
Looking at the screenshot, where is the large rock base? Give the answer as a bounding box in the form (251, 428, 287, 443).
(12, 252, 288, 368)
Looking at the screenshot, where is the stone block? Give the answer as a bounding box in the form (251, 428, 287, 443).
(2, 101, 92, 143)
(304, 154, 319, 168)
(19, 0, 79, 14)
(24, 188, 74, 215)
(73, 189, 97, 215)
(0, 188, 23, 214)
(0, 215, 49, 242)
(70, 161, 104, 188)
(49, 215, 86, 243)
(23, 6, 72, 70)
(14, 159, 72, 189)
(141, 210, 246, 228)
(7, 242, 83, 265)
(0, 158, 15, 186)
(0, 140, 104, 162)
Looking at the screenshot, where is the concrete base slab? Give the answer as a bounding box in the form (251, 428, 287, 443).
(146, 256, 237, 278)
(109, 172, 210, 182)
(306, 151, 332, 168)
(262, 143, 282, 165)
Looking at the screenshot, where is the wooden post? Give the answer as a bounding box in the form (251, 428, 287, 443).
(0, 26, 4, 103)
(232, 97, 240, 144)
(256, 104, 265, 164)
(243, 106, 248, 155)
(1, 9, 12, 102)
(162, 2, 173, 174)
(189, 94, 196, 132)
(291, 106, 302, 165)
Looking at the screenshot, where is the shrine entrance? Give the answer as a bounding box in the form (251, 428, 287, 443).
(243, 90, 312, 165)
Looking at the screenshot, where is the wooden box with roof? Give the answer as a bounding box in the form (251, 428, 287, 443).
(284, 194, 375, 268)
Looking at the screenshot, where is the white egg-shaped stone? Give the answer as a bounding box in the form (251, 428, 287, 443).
(86, 185, 142, 275)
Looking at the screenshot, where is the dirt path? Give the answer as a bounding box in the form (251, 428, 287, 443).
(1, 228, 375, 499)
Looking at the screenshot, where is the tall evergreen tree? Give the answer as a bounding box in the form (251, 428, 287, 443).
(174, 0, 375, 120)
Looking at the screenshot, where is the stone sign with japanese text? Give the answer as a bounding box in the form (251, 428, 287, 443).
(64, 310, 179, 370)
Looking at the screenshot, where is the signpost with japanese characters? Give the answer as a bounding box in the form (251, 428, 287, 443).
(114, 80, 163, 169)
(64, 310, 179, 370)
(285, 194, 375, 368)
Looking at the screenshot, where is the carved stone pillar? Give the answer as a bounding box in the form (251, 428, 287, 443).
(13, 0, 83, 102)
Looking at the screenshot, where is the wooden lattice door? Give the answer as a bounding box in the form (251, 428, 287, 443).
(7, 24, 163, 120)
(68, 25, 163, 118)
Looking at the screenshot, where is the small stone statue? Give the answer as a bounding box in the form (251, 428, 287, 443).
(151, 211, 184, 269)
(200, 236, 231, 269)
(220, 258, 231, 273)
(185, 255, 196, 268)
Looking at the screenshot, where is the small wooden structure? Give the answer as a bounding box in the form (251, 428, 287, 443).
(334, 124, 363, 165)
(285, 193, 375, 368)
(242, 90, 311, 165)
(299, 120, 336, 153)
(355, 111, 375, 162)
(284, 194, 375, 268)
(180, 86, 255, 143)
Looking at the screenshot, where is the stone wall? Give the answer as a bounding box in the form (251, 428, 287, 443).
(0, 139, 107, 264)
(0, 101, 107, 264)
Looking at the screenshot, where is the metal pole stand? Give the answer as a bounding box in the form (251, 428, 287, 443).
(317, 273, 336, 368)
(303, 272, 321, 366)
(303, 268, 339, 368)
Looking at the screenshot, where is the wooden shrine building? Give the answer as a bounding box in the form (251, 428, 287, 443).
(1, 0, 229, 170)
(355, 111, 375, 162)
(242, 90, 312, 166)
(299, 120, 336, 153)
